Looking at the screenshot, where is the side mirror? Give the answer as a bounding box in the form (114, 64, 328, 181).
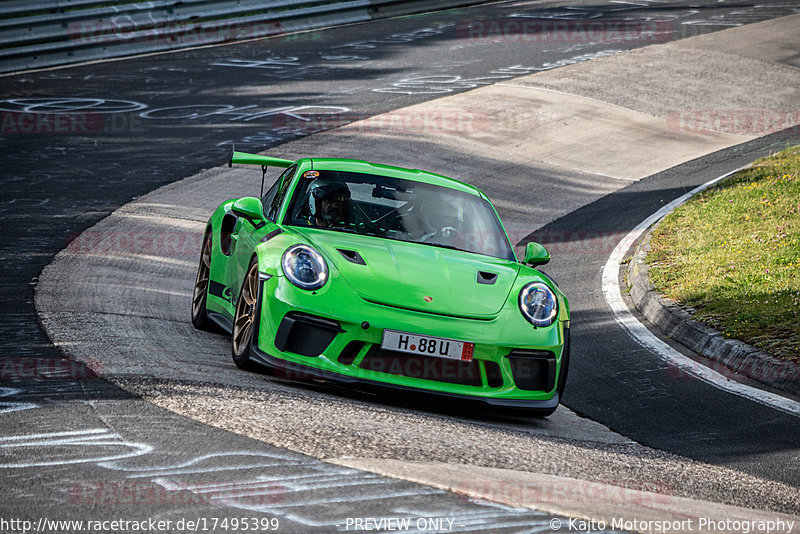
(231, 197, 265, 228)
(522, 242, 550, 266)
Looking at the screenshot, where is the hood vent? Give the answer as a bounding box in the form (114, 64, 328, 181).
(337, 249, 366, 265)
(477, 271, 498, 285)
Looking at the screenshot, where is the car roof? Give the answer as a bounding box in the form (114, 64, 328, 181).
(295, 158, 485, 198)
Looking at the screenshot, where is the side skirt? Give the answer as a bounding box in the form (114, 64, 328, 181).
(208, 312, 233, 335)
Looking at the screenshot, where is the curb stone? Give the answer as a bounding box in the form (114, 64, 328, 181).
(627, 230, 799, 397)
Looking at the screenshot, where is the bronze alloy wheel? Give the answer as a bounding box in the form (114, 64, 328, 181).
(191, 231, 214, 331)
(231, 259, 259, 368)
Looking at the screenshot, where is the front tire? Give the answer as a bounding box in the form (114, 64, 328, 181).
(191, 230, 215, 331)
(231, 258, 260, 370)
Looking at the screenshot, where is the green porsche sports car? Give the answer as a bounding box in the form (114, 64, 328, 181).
(191, 152, 570, 415)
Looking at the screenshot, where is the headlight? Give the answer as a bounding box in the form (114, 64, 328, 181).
(281, 244, 328, 290)
(519, 282, 558, 327)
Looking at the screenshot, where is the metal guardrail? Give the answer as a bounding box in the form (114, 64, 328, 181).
(0, 0, 487, 74)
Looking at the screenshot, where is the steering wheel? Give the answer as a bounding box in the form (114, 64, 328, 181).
(421, 226, 459, 242)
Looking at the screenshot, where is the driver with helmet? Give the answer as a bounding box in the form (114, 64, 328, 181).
(306, 178, 352, 228)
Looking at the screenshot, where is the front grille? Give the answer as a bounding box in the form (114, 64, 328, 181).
(506, 350, 556, 392)
(359, 346, 482, 386)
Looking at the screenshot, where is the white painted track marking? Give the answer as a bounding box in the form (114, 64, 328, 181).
(0, 428, 154, 468)
(601, 168, 800, 417)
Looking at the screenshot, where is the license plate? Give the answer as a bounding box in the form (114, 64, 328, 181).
(381, 330, 474, 362)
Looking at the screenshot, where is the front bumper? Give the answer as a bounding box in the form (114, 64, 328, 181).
(250, 276, 568, 408)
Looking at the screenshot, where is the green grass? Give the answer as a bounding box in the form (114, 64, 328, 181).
(646, 145, 800, 361)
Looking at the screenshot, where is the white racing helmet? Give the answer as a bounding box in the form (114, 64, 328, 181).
(307, 178, 351, 225)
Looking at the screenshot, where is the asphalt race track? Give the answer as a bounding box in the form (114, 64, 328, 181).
(2, 0, 800, 530)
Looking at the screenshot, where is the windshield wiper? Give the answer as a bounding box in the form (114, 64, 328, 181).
(424, 242, 470, 253)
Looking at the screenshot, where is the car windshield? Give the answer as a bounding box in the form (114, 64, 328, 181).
(283, 170, 514, 260)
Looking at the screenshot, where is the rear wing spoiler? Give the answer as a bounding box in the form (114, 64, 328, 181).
(228, 149, 294, 196)
(229, 150, 293, 168)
